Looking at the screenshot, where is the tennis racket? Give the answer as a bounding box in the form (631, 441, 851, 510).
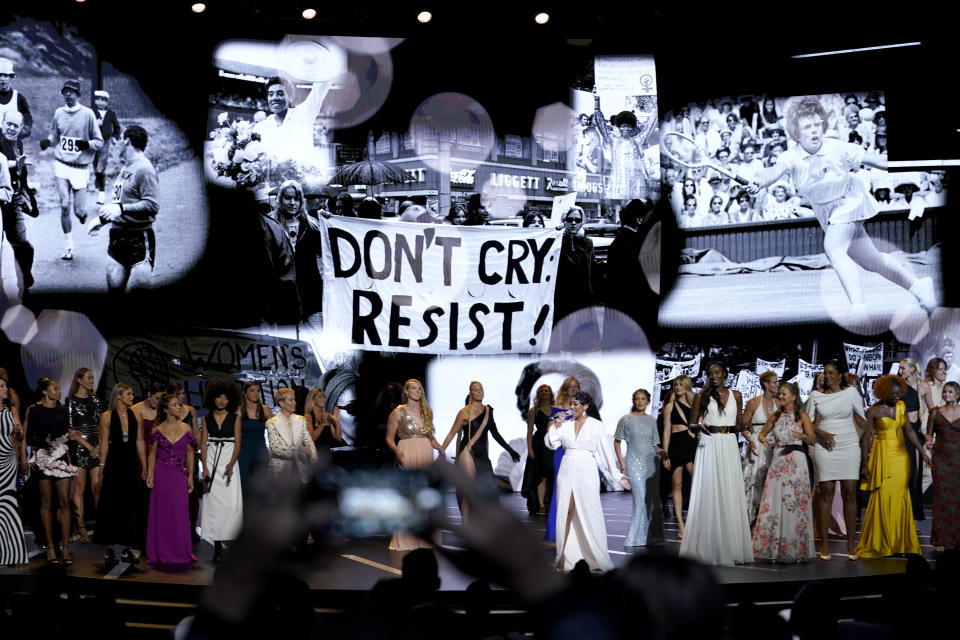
(660, 131, 749, 185)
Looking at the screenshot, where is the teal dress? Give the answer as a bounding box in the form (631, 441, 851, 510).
(238, 413, 267, 495)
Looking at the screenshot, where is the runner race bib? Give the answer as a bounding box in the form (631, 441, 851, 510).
(59, 136, 84, 153)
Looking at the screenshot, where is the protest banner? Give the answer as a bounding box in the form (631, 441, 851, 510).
(102, 330, 324, 411)
(755, 358, 786, 377)
(655, 354, 701, 384)
(843, 343, 884, 377)
(320, 217, 562, 354)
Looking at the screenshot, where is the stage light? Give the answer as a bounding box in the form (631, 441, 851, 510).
(302, 8, 317, 19)
(191, 3, 206, 13)
(417, 11, 432, 23)
(535, 12, 550, 24)
(792, 42, 920, 58)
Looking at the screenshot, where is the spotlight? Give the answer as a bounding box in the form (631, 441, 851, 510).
(302, 8, 317, 19)
(191, 3, 206, 13)
(535, 12, 550, 24)
(417, 11, 432, 23)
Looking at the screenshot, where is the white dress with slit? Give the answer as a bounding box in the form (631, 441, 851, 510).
(545, 416, 623, 572)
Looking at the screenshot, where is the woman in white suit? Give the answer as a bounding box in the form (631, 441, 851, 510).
(265, 388, 317, 481)
(546, 390, 630, 572)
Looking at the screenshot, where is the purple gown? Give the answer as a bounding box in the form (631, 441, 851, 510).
(146, 430, 197, 564)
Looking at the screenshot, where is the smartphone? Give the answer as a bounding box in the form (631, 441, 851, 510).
(307, 465, 444, 538)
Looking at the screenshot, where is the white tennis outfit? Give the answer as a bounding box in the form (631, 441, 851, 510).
(680, 392, 754, 566)
(805, 387, 864, 482)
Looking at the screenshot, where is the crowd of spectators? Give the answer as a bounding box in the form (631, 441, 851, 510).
(662, 92, 948, 229)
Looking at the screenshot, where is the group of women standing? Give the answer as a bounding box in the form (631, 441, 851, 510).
(0, 367, 350, 567)
(669, 356, 958, 568)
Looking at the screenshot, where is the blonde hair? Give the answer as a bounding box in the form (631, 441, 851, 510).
(673, 375, 694, 405)
(758, 370, 778, 385)
(899, 357, 919, 379)
(404, 379, 434, 435)
(534, 384, 555, 411)
(108, 383, 132, 412)
(556, 376, 580, 408)
(305, 387, 326, 413)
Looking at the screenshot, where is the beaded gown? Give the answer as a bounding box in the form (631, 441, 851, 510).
(146, 429, 198, 563)
(67, 394, 102, 470)
(615, 413, 663, 549)
(389, 406, 436, 551)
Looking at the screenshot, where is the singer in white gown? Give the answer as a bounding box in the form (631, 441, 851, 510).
(546, 391, 630, 572)
(679, 361, 754, 566)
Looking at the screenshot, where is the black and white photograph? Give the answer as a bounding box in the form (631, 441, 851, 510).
(212, 35, 664, 344)
(659, 90, 948, 338)
(0, 19, 206, 301)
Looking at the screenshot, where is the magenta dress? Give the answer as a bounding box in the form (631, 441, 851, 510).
(146, 430, 198, 564)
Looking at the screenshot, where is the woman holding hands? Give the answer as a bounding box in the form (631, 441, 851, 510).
(386, 379, 444, 550)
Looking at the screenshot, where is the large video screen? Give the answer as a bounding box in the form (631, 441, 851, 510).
(658, 90, 948, 339)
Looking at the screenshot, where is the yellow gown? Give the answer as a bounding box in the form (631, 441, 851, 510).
(856, 401, 921, 557)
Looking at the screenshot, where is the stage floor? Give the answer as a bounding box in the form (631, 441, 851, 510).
(1, 489, 938, 596)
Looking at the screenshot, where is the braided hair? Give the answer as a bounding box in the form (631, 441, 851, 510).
(698, 361, 729, 417)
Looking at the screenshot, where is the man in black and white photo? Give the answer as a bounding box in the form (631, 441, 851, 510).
(87, 125, 159, 295)
(1, 110, 35, 295)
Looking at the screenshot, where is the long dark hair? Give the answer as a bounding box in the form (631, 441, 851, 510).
(68, 367, 91, 398)
(698, 361, 728, 416)
(35, 377, 59, 404)
(241, 381, 266, 420)
(156, 393, 180, 424)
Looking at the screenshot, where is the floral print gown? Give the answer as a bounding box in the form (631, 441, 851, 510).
(752, 412, 815, 562)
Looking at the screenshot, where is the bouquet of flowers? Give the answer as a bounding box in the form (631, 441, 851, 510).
(209, 112, 269, 188)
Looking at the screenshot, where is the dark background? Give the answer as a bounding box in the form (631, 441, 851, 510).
(1, 2, 958, 386)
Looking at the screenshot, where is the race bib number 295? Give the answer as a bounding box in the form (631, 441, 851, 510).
(59, 136, 82, 153)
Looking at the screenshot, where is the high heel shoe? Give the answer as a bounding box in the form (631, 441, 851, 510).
(120, 547, 137, 564)
(847, 553, 858, 561)
(818, 551, 832, 561)
(59, 544, 73, 566)
(43, 545, 59, 564)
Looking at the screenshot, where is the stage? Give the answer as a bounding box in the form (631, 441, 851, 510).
(0, 490, 939, 636)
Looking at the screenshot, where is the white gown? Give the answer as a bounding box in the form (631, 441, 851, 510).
(546, 416, 623, 572)
(200, 415, 244, 542)
(742, 397, 774, 524)
(680, 392, 754, 566)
